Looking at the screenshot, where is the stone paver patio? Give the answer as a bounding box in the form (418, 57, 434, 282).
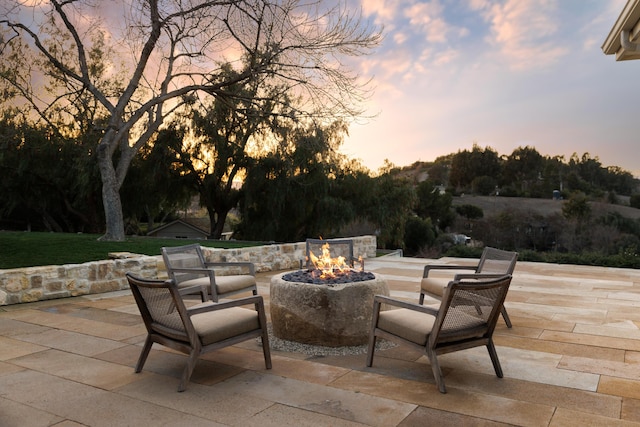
(2, 255, 640, 426)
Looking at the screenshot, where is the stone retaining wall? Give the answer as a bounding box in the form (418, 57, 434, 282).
(0, 236, 376, 306)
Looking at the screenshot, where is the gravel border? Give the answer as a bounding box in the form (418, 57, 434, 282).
(258, 325, 396, 356)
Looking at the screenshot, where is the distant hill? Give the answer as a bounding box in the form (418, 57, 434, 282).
(451, 195, 640, 220)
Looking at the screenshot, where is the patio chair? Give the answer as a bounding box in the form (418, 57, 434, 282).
(162, 244, 257, 302)
(304, 238, 359, 270)
(367, 274, 512, 393)
(126, 273, 271, 392)
(419, 247, 517, 328)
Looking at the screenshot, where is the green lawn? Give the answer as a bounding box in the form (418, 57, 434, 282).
(0, 231, 261, 269)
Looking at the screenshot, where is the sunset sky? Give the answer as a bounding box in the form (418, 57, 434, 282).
(341, 0, 640, 176)
(5, 1, 639, 177)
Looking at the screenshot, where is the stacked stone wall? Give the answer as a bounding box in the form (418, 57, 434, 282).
(0, 236, 376, 305)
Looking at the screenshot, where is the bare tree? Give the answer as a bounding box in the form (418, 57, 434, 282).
(0, 0, 381, 240)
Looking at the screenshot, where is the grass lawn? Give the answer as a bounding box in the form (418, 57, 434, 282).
(0, 231, 261, 269)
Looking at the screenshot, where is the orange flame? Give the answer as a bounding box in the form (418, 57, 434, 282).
(308, 242, 351, 279)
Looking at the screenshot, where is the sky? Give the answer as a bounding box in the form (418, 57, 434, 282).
(339, 0, 640, 177)
(5, 1, 638, 177)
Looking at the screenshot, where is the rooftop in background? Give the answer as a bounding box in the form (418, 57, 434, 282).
(603, 0, 640, 60)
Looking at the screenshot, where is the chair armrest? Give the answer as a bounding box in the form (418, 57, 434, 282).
(203, 261, 255, 275)
(178, 284, 208, 300)
(187, 295, 264, 316)
(167, 267, 215, 276)
(453, 273, 510, 281)
(423, 264, 476, 278)
(349, 256, 364, 269)
(374, 295, 439, 316)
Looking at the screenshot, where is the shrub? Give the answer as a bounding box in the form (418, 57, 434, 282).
(444, 244, 482, 259)
(403, 216, 435, 255)
(472, 175, 497, 195)
(455, 204, 484, 220)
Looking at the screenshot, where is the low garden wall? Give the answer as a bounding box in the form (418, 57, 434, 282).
(0, 236, 377, 306)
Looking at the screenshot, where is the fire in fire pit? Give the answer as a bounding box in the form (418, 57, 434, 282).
(283, 241, 374, 284)
(270, 240, 389, 346)
(283, 269, 375, 285)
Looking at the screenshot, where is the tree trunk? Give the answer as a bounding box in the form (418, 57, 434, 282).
(97, 143, 125, 241)
(206, 205, 228, 240)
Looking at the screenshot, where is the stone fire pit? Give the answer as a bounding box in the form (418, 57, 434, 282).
(269, 270, 389, 347)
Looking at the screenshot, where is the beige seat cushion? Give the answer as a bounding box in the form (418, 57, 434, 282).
(378, 308, 436, 346)
(178, 276, 210, 289)
(190, 306, 260, 345)
(420, 277, 451, 297)
(179, 275, 256, 294)
(214, 275, 256, 294)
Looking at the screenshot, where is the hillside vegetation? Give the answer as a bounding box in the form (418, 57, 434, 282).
(451, 195, 640, 220)
(388, 146, 640, 267)
(4, 108, 640, 269)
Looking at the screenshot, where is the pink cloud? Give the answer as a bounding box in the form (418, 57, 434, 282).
(479, 0, 568, 69)
(360, 0, 401, 22)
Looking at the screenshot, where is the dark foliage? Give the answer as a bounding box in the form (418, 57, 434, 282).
(403, 216, 435, 255)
